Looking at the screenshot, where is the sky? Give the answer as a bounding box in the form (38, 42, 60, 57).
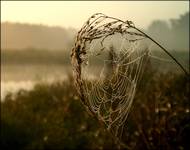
(1, 1, 189, 29)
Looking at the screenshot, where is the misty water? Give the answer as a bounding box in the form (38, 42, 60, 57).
(1, 63, 103, 100)
(1, 64, 71, 100)
(1, 52, 189, 101)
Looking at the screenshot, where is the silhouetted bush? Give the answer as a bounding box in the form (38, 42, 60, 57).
(1, 72, 189, 150)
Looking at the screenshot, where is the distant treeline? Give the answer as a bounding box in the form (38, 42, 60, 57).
(1, 49, 189, 72)
(1, 12, 189, 51)
(1, 22, 76, 50)
(146, 11, 189, 50)
(1, 49, 70, 65)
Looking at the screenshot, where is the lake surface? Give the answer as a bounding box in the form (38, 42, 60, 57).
(1, 64, 102, 100)
(1, 56, 188, 100)
(1, 64, 71, 100)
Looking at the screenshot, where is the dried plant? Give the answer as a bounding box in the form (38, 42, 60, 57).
(71, 13, 188, 147)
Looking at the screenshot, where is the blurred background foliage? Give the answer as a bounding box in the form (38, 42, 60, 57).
(1, 70, 189, 150)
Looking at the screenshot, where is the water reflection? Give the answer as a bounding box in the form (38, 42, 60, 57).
(1, 64, 70, 100)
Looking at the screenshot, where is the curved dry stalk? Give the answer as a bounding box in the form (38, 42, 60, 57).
(132, 27, 189, 76)
(89, 13, 189, 75)
(71, 13, 189, 148)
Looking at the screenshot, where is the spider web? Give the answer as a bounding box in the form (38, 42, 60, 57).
(82, 43, 149, 140)
(71, 13, 173, 144)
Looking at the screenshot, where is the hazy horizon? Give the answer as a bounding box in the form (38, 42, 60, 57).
(1, 10, 189, 51)
(1, 1, 189, 30)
